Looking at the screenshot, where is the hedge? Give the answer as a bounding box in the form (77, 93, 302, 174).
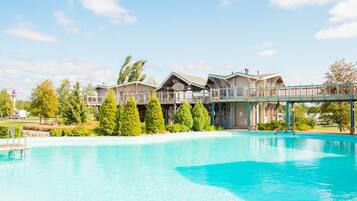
(0, 125, 23, 138)
(166, 124, 189, 133)
(50, 126, 94, 137)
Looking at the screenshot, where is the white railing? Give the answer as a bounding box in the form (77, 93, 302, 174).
(86, 83, 357, 105)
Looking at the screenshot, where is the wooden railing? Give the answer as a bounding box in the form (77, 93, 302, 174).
(86, 83, 357, 105)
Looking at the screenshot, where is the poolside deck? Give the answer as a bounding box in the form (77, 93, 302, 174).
(0, 144, 29, 153)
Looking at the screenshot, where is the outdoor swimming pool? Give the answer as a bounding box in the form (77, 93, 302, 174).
(0, 132, 356, 201)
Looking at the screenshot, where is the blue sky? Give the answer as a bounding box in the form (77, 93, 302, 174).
(0, 0, 357, 99)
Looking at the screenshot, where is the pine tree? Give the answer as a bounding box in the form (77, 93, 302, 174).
(57, 79, 71, 116)
(174, 101, 193, 130)
(121, 97, 141, 136)
(98, 90, 117, 135)
(145, 93, 165, 134)
(62, 82, 88, 124)
(114, 105, 124, 135)
(192, 102, 210, 131)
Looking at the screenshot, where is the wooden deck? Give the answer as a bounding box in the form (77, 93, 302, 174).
(0, 144, 29, 153)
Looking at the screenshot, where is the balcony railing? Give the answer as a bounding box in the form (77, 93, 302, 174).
(86, 83, 357, 105)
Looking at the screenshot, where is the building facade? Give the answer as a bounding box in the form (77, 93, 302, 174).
(87, 70, 285, 129)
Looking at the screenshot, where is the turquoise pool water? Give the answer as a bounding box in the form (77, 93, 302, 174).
(0, 132, 356, 201)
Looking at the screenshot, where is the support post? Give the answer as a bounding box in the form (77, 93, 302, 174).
(174, 104, 177, 115)
(291, 102, 295, 132)
(351, 101, 355, 135)
(164, 108, 169, 125)
(210, 102, 215, 126)
(248, 102, 251, 131)
(218, 103, 223, 127)
(286, 102, 290, 130)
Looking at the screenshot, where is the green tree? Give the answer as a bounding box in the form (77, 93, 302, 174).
(98, 90, 117, 135)
(0, 89, 14, 117)
(82, 83, 96, 97)
(117, 55, 146, 84)
(114, 105, 124, 135)
(128, 60, 146, 82)
(121, 97, 141, 136)
(62, 82, 88, 124)
(145, 93, 165, 134)
(16, 100, 31, 111)
(192, 102, 211, 131)
(320, 60, 357, 131)
(174, 101, 193, 130)
(57, 79, 71, 116)
(30, 80, 58, 123)
(192, 103, 205, 131)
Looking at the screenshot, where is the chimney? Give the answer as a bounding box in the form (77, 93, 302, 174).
(244, 68, 249, 75)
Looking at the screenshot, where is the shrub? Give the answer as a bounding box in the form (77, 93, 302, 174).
(141, 122, 147, 134)
(258, 121, 285, 131)
(216, 127, 225, 131)
(98, 90, 117, 136)
(166, 124, 189, 133)
(145, 93, 165, 134)
(114, 105, 124, 135)
(50, 128, 63, 137)
(121, 97, 142, 136)
(296, 123, 311, 131)
(0, 126, 23, 138)
(205, 125, 216, 131)
(192, 102, 211, 131)
(174, 102, 193, 130)
(49, 126, 94, 137)
(302, 117, 317, 129)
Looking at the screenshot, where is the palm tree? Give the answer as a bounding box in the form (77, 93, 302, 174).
(117, 56, 147, 84)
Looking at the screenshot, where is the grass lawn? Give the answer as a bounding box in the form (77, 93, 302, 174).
(309, 125, 350, 134)
(0, 119, 41, 127)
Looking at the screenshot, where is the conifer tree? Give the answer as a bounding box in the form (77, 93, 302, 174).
(192, 102, 211, 131)
(62, 82, 88, 124)
(57, 79, 71, 116)
(145, 93, 165, 134)
(174, 101, 193, 130)
(121, 97, 141, 136)
(114, 105, 124, 135)
(98, 90, 117, 135)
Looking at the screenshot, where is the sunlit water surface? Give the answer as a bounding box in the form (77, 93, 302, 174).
(1, 132, 356, 201)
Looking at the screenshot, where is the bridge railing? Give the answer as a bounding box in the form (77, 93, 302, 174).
(86, 83, 357, 105)
(210, 83, 357, 101)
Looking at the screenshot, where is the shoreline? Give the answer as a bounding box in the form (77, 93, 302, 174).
(0, 131, 233, 147)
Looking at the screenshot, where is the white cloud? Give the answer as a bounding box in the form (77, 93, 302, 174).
(220, 0, 233, 7)
(316, 21, 357, 39)
(316, 0, 357, 39)
(329, 0, 357, 22)
(270, 0, 336, 9)
(79, 0, 137, 24)
(257, 49, 277, 57)
(0, 58, 116, 99)
(53, 10, 79, 34)
(4, 21, 58, 44)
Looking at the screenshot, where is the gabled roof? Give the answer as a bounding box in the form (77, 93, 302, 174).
(95, 81, 157, 90)
(157, 72, 207, 90)
(208, 72, 283, 82)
